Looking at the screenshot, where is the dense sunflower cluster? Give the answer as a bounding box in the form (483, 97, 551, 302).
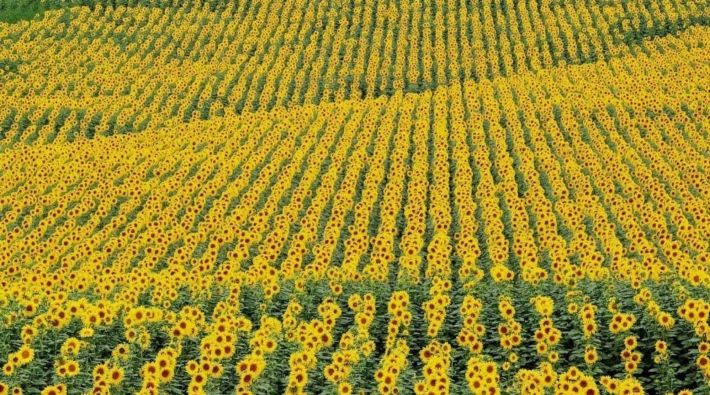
(2, 0, 710, 394)
(1, 0, 710, 142)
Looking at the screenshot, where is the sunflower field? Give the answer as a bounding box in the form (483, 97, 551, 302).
(2, 0, 710, 394)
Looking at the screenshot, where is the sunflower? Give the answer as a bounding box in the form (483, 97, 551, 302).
(108, 367, 124, 385)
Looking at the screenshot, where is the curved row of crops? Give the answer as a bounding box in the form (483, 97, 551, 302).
(1, 0, 710, 143)
(1, 12, 710, 392)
